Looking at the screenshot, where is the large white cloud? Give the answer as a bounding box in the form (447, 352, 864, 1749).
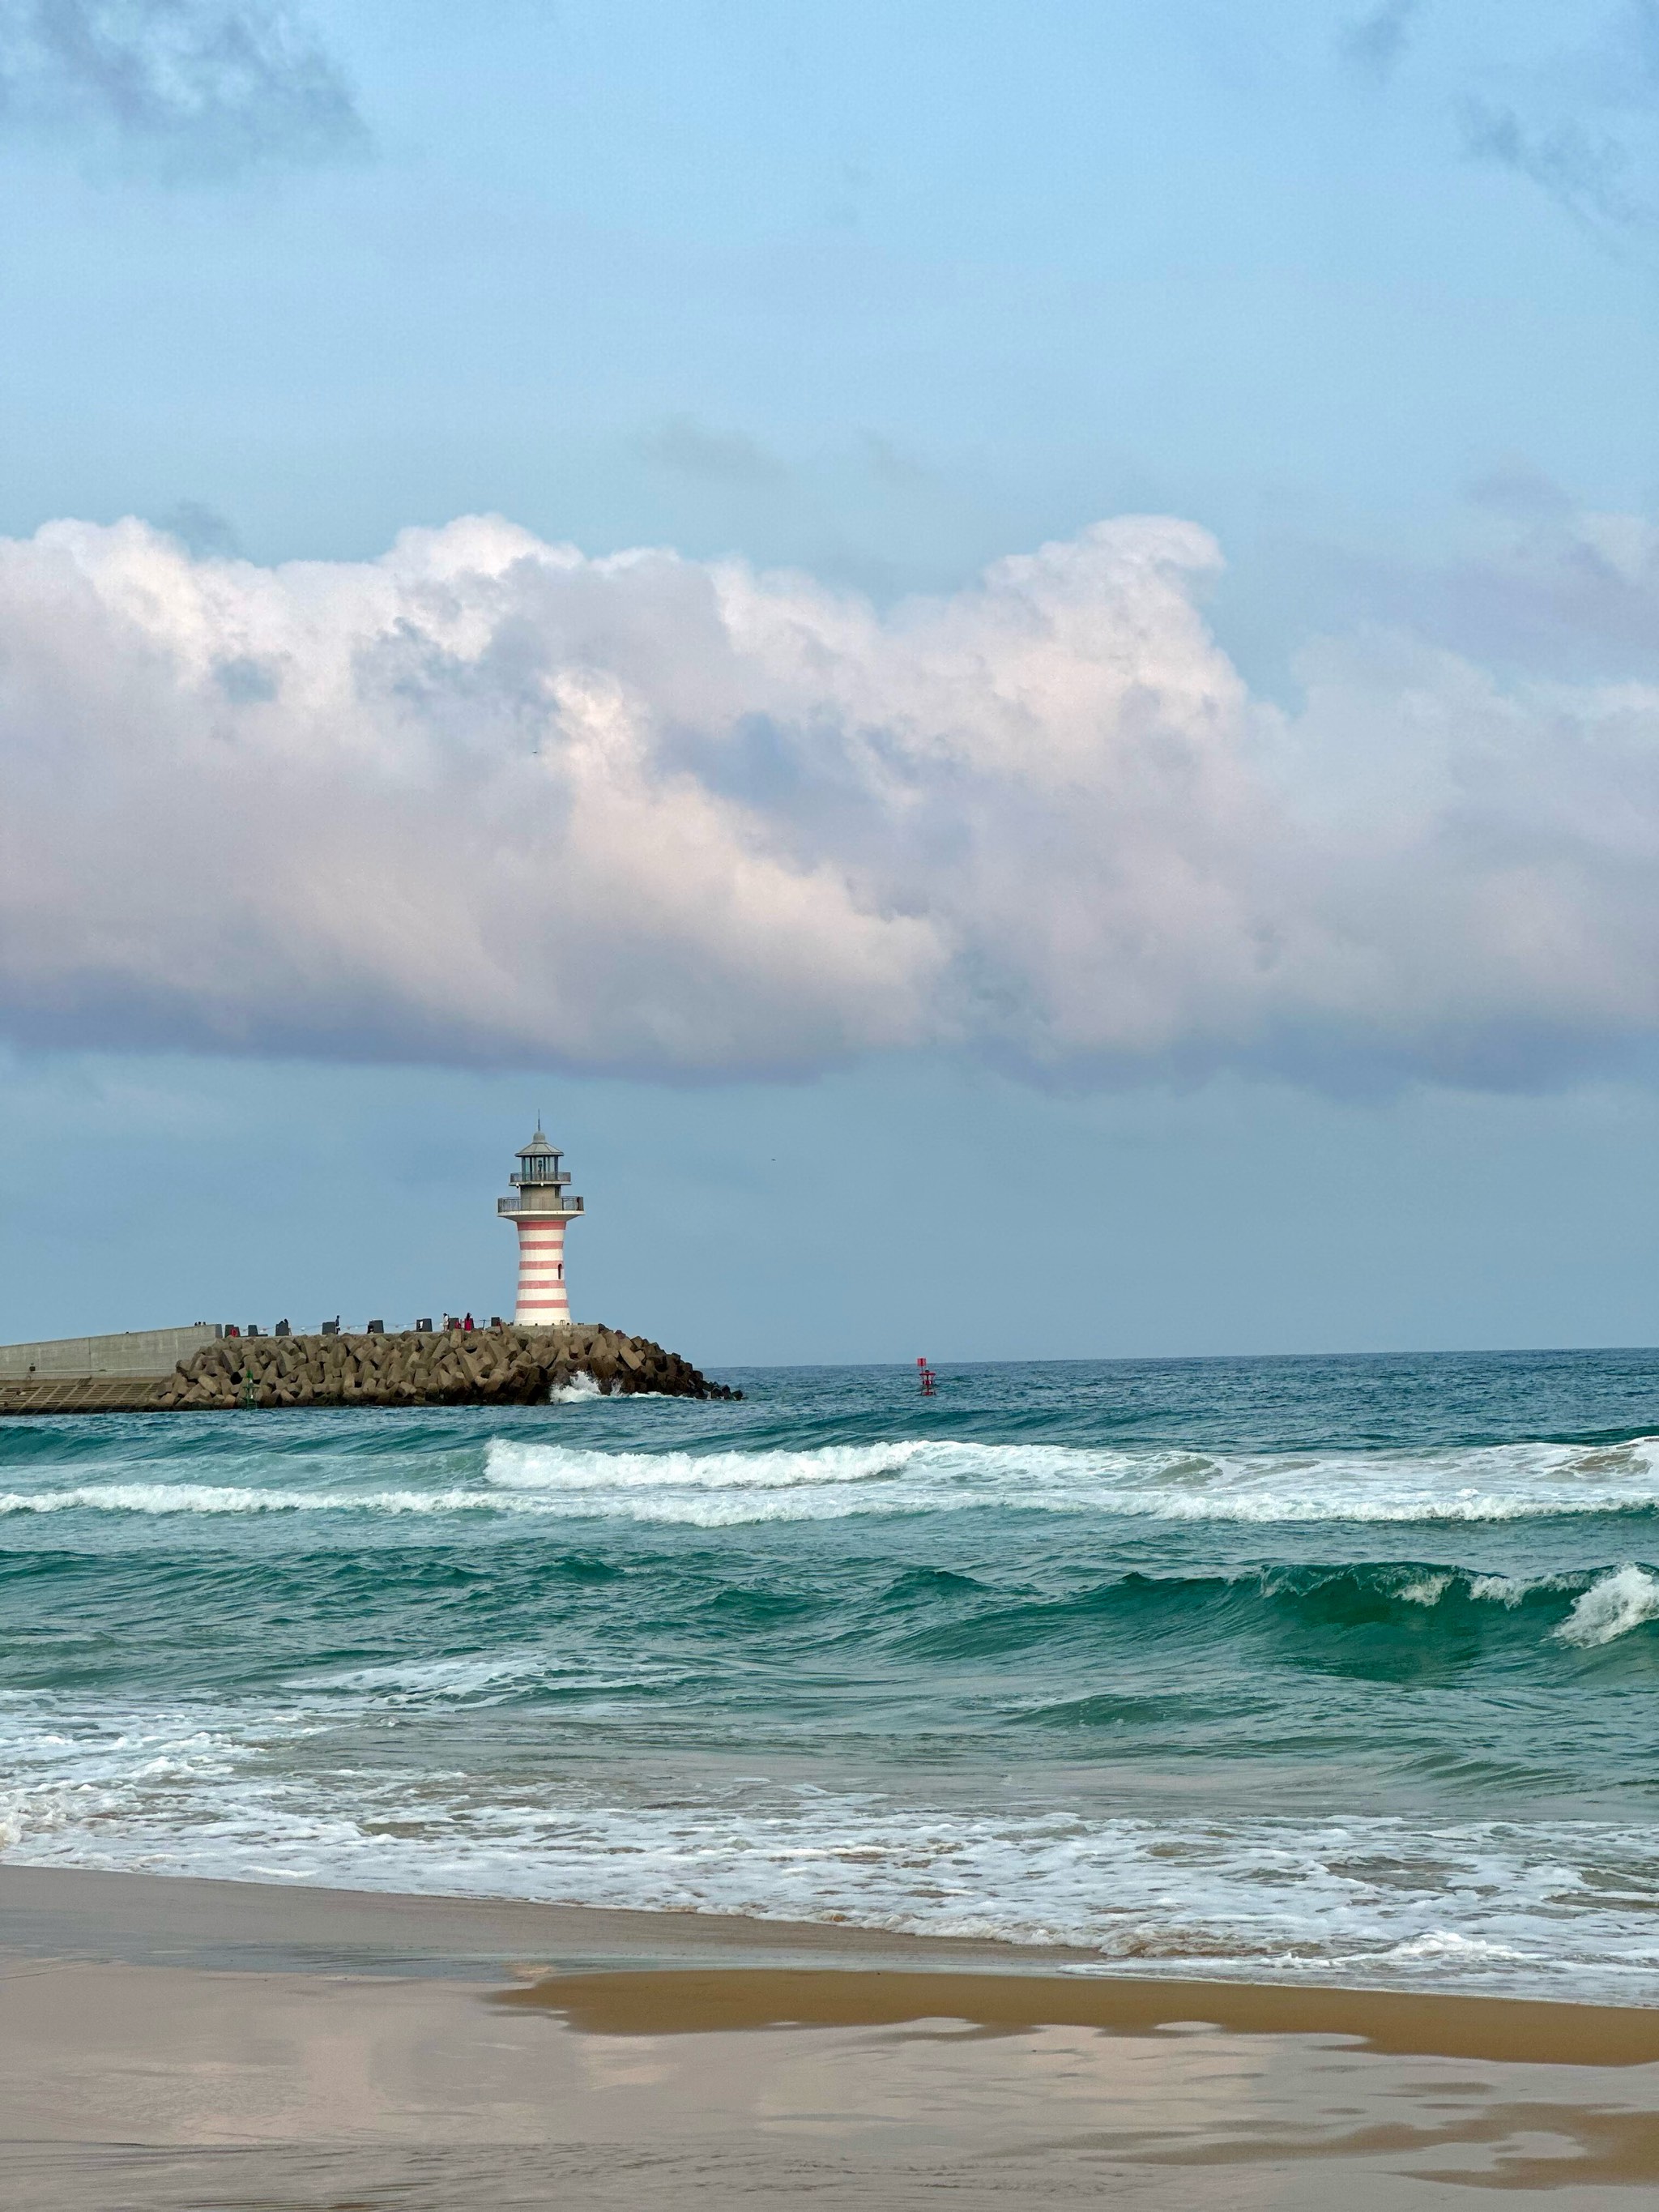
(2, 509, 1657, 1086)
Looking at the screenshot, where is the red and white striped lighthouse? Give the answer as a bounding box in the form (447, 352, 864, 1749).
(498, 1126, 584, 1327)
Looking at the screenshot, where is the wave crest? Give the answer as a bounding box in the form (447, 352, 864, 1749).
(1553, 1565, 1659, 1647)
(6, 1430, 1659, 1527)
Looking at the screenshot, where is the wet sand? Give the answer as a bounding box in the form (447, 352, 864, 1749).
(3, 1864, 1658, 2208)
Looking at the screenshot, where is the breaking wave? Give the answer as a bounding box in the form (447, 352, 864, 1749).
(1553, 1564, 1659, 1647)
(2, 1702, 1655, 1996)
(0, 1482, 507, 1516)
(480, 1432, 1659, 1525)
(6, 1431, 1659, 1527)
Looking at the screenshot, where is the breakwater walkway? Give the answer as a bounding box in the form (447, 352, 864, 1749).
(0, 1325, 738, 1415)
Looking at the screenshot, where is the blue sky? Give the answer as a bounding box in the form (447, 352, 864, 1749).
(2, 1, 1658, 1360)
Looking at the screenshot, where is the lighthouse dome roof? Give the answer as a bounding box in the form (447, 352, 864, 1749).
(518, 1127, 557, 1155)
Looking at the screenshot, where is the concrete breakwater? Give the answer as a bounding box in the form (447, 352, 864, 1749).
(0, 1326, 223, 1383)
(0, 1326, 739, 1414)
(163, 1325, 738, 1410)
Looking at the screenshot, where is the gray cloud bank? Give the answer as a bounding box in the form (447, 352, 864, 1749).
(2, 510, 1658, 1088)
(0, 0, 366, 175)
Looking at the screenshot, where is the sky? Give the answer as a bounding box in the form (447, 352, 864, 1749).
(2, 0, 1659, 1362)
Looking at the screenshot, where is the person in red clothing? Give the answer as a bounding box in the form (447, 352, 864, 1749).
(463, 1312, 475, 1332)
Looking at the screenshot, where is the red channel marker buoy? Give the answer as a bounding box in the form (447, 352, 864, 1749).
(917, 1356, 937, 1395)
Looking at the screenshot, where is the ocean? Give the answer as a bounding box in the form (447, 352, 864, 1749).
(2, 1350, 1657, 2001)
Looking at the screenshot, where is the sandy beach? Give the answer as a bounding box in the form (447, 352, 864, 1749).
(4, 1864, 1658, 2209)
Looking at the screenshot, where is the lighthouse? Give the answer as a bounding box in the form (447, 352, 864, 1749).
(497, 1127, 584, 1327)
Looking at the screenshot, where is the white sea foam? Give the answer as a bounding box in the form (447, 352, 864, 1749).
(477, 1433, 1659, 1528)
(2, 1698, 1657, 2001)
(0, 1483, 502, 1516)
(1356, 1567, 1576, 1611)
(488, 1437, 924, 1494)
(1469, 1574, 1533, 1607)
(303, 1650, 557, 1695)
(297, 1650, 691, 1700)
(1553, 1565, 1659, 1647)
(5, 1432, 1659, 1527)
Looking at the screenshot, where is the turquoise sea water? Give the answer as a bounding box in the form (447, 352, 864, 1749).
(2, 1352, 1657, 1999)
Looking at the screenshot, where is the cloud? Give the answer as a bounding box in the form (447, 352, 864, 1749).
(1340, 0, 1424, 80)
(1461, 100, 1648, 232)
(2, 509, 1659, 1090)
(157, 499, 241, 557)
(1452, 494, 1659, 675)
(638, 416, 788, 489)
(0, 0, 368, 177)
(1346, 3, 1659, 236)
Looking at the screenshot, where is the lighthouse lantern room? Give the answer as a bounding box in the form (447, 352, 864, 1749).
(498, 1127, 584, 1327)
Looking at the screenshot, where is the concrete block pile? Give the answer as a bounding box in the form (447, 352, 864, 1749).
(156, 1324, 740, 1409)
